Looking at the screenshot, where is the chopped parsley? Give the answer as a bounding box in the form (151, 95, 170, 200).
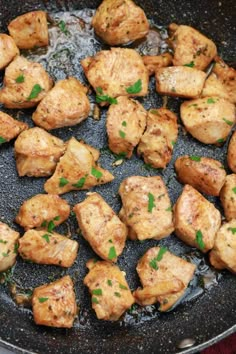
(59, 177, 69, 187)
(2, 250, 10, 257)
(72, 175, 87, 188)
(91, 167, 103, 179)
(0, 136, 6, 144)
(122, 121, 127, 127)
(171, 141, 176, 146)
(119, 130, 126, 139)
(108, 246, 117, 260)
(15, 74, 25, 83)
(189, 155, 201, 162)
(27, 84, 43, 101)
(38, 297, 49, 303)
(196, 230, 205, 250)
(232, 187, 236, 194)
(42, 234, 51, 243)
(165, 206, 172, 212)
(47, 220, 56, 233)
(13, 243, 19, 254)
(107, 279, 112, 287)
(58, 20, 69, 35)
(222, 118, 233, 126)
(0, 239, 7, 244)
(228, 227, 236, 235)
(150, 109, 160, 115)
(148, 192, 155, 213)
(114, 292, 121, 298)
(184, 61, 195, 68)
(92, 297, 99, 304)
(92, 288, 103, 296)
(126, 79, 142, 94)
(207, 98, 216, 104)
(217, 138, 225, 143)
(149, 246, 167, 270)
(96, 87, 117, 105)
(119, 284, 128, 290)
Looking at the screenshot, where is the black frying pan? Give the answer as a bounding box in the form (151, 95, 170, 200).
(0, 1, 236, 353)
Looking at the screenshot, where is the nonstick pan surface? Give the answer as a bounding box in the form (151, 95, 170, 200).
(0, 1, 236, 353)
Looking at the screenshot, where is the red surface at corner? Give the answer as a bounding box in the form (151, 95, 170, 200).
(202, 333, 236, 354)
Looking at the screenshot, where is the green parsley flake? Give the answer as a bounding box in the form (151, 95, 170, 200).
(58, 20, 69, 35)
(228, 227, 236, 235)
(217, 138, 225, 143)
(184, 61, 195, 67)
(107, 279, 112, 287)
(53, 216, 60, 221)
(108, 246, 117, 260)
(149, 247, 167, 270)
(47, 220, 55, 233)
(27, 84, 43, 101)
(96, 87, 117, 105)
(207, 98, 216, 104)
(0, 136, 6, 144)
(0, 239, 7, 244)
(149, 259, 158, 270)
(232, 187, 236, 194)
(119, 284, 128, 290)
(41, 220, 47, 228)
(171, 141, 176, 146)
(42, 234, 51, 243)
(72, 175, 87, 188)
(92, 297, 99, 304)
(165, 206, 172, 212)
(196, 230, 205, 250)
(13, 243, 19, 254)
(119, 130, 126, 139)
(148, 192, 155, 213)
(2, 251, 10, 257)
(91, 167, 103, 179)
(114, 292, 121, 298)
(15, 74, 25, 83)
(59, 177, 69, 187)
(38, 297, 49, 303)
(126, 79, 142, 94)
(122, 121, 127, 127)
(222, 118, 233, 126)
(92, 288, 103, 296)
(150, 109, 160, 115)
(189, 155, 201, 162)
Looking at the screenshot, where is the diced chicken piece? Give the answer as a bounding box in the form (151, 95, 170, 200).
(32, 275, 77, 328)
(0, 56, 53, 109)
(143, 53, 173, 76)
(18, 229, 78, 267)
(8, 11, 49, 49)
(180, 97, 235, 145)
(32, 78, 90, 130)
(133, 247, 196, 311)
(81, 48, 148, 103)
(174, 184, 221, 253)
(220, 174, 236, 221)
(201, 73, 229, 101)
(14, 127, 66, 177)
(227, 131, 236, 173)
(84, 260, 134, 320)
(73, 193, 127, 262)
(92, 0, 149, 46)
(137, 108, 178, 168)
(15, 194, 70, 230)
(175, 155, 226, 196)
(155, 66, 206, 98)
(44, 138, 114, 195)
(169, 24, 217, 70)
(106, 96, 147, 158)
(119, 176, 174, 240)
(212, 56, 236, 104)
(209, 220, 236, 274)
(0, 111, 28, 144)
(0, 222, 20, 272)
(0, 34, 19, 70)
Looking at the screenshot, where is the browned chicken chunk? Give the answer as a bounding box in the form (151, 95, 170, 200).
(15, 194, 70, 230)
(180, 97, 235, 145)
(0, 222, 20, 272)
(84, 260, 134, 320)
(32, 77, 90, 130)
(169, 24, 217, 70)
(133, 247, 196, 311)
(0, 34, 19, 70)
(209, 220, 236, 274)
(0, 111, 28, 144)
(73, 193, 127, 262)
(220, 174, 236, 221)
(8, 11, 49, 49)
(174, 184, 221, 253)
(44, 138, 114, 195)
(227, 131, 236, 173)
(137, 108, 178, 169)
(0, 56, 53, 109)
(32, 275, 77, 328)
(19, 229, 78, 267)
(143, 53, 173, 76)
(212, 57, 236, 104)
(175, 155, 226, 196)
(119, 176, 174, 240)
(81, 48, 148, 103)
(14, 127, 66, 177)
(106, 96, 147, 158)
(92, 0, 149, 46)
(155, 66, 206, 98)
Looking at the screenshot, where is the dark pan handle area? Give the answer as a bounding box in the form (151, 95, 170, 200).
(0, 1, 235, 354)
